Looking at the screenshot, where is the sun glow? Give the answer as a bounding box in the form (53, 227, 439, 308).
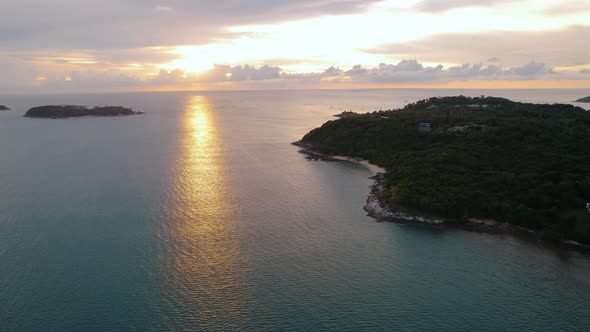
(8, 0, 589, 92)
(163, 47, 216, 73)
(160, 0, 590, 78)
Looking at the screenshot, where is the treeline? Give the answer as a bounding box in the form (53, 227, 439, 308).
(302, 96, 590, 243)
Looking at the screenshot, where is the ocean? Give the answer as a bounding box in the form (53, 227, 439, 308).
(1, 89, 589, 330)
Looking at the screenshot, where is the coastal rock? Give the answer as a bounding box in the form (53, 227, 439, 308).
(24, 105, 143, 118)
(292, 141, 341, 161)
(0, 105, 9, 110)
(575, 96, 590, 103)
(364, 173, 445, 226)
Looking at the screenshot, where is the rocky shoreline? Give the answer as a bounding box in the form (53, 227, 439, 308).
(294, 141, 590, 251)
(293, 141, 344, 162)
(363, 173, 445, 226)
(364, 167, 590, 250)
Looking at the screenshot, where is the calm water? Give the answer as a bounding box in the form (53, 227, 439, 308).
(1, 89, 590, 331)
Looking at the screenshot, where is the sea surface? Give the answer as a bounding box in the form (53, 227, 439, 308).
(1, 89, 590, 331)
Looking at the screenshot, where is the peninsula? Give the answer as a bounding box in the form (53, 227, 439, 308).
(575, 96, 590, 103)
(24, 105, 143, 118)
(0, 105, 10, 110)
(333, 111, 358, 118)
(298, 96, 590, 245)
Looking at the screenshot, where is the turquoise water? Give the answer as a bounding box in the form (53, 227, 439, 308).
(1, 90, 589, 331)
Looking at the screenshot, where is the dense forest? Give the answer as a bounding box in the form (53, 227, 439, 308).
(301, 96, 590, 244)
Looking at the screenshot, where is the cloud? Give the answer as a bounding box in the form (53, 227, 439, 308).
(333, 61, 555, 84)
(539, 1, 590, 16)
(416, 0, 512, 12)
(345, 64, 369, 76)
(201, 64, 283, 82)
(2, 0, 588, 94)
(345, 60, 435, 82)
(505, 62, 553, 77)
(446, 63, 501, 78)
(387, 59, 424, 72)
(365, 25, 590, 68)
(154, 5, 173, 12)
(166, 0, 380, 22)
(323, 66, 344, 76)
(413, 0, 588, 14)
(32, 48, 175, 65)
(0, 61, 40, 91)
(152, 69, 188, 85)
(0, 1, 380, 49)
(8, 59, 589, 93)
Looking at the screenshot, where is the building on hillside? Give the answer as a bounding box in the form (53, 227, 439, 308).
(418, 122, 431, 132)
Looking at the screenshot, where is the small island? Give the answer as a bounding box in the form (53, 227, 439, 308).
(24, 105, 143, 118)
(0, 105, 10, 110)
(575, 96, 590, 103)
(298, 96, 590, 246)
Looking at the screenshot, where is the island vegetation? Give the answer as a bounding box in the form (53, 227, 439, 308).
(24, 105, 142, 118)
(0, 105, 10, 110)
(333, 111, 358, 118)
(576, 96, 590, 103)
(300, 96, 590, 244)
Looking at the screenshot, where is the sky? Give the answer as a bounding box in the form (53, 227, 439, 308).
(1, 0, 590, 93)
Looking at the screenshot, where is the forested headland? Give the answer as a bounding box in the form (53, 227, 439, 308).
(301, 96, 590, 244)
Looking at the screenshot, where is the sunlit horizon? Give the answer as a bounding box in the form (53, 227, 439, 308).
(1, 0, 589, 93)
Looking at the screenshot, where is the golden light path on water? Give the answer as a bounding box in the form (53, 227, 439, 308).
(158, 95, 253, 329)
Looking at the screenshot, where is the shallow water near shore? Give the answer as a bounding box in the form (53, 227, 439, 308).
(1, 89, 590, 330)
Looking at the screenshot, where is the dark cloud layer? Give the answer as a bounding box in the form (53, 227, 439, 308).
(0, 0, 379, 49)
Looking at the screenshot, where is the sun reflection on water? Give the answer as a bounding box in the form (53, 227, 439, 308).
(158, 95, 253, 329)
